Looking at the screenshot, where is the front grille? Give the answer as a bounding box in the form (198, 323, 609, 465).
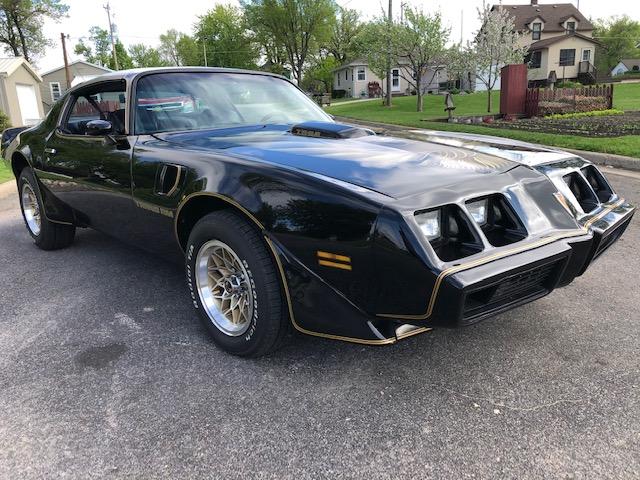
(462, 260, 560, 323)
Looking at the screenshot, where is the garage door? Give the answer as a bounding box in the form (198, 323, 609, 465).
(15, 83, 41, 126)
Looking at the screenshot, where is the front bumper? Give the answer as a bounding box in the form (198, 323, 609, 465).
(379, 198, 635, 330)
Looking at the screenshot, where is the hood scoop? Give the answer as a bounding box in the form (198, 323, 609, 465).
(290, 121, 375, 139)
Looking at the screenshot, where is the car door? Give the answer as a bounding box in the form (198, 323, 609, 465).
(41, 80, 137, 238)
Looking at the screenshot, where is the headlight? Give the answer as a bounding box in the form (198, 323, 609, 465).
(466, 199, 488, 225)
(465, 195, 528, 247)
(415, 205, 483, 261)
(415, 209, 441, 240)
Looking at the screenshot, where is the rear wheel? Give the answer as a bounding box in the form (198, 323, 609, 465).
(185, 210, 289, 357)
(18, 168, 75, 250)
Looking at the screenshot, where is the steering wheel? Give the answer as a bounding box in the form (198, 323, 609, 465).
(259, 112, 289, 124)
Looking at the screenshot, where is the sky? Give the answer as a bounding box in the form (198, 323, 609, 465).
(37, 0, 640, 73)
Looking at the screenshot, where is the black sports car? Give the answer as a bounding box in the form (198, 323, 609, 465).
(2, 68, 634, 357)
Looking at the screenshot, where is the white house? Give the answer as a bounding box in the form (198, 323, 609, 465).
(332, 58, 448, 98)
(496, 1, 600, 85)
(611, 59, 640, 76)
(39, 60, 112, 112)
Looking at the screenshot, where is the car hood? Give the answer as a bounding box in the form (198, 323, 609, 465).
(156, 124, 566, 199)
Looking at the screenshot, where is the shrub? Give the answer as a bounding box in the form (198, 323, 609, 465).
(331, 89, 346, 99)
(556, 80, 582, 88)
(449, 88, 460, 95)
(0, 110, 10, 131)
(546, 109, 624, 120)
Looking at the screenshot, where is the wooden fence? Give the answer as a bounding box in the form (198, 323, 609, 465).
(525, 84, 614, 117)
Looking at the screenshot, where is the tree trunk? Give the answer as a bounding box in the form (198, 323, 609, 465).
(487, 88, 492, 113)
(10, 11, 30, 62)
(416, 73, 423, 112)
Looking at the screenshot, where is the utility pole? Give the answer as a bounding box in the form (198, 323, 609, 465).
(385, 0, 392, 107)
(203, 40, 207, 67)
(104, 2, 119, 70)
(60, 33, 71, 89)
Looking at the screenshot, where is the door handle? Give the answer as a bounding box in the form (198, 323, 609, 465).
(44, 147, 57, 155)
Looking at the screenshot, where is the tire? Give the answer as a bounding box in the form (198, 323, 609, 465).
(185, 210, 289, 357)
(18, 168, 75, 250)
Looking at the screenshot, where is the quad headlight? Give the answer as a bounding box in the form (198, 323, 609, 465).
(415, 209, 441, 240)
(414, 205, 483, 261)
(466, 199, 488, 225)
(465, 195, 528, 247)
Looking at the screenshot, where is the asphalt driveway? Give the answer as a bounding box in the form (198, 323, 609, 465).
(0, 171, 638, 479)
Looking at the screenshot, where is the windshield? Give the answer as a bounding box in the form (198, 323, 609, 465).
(134, 72, 332, 134)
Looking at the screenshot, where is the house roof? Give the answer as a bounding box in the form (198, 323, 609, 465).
(528, 32, 601, 51)
(492, 3, 593, 32)
(334, 57, 412, 72)
(39, 59, 112, 77)
(620, 59, 640, 70)
(0, 57, 42, 82)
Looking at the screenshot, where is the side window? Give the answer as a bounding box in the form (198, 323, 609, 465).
(63, 82, 127, 135)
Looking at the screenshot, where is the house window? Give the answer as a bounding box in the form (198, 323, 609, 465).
(525, 51, 542, 69)
(559, 49, 576, 66)
(566, 21, 576, 33)
(582, 49, 591, 62)
(345, 70, 348, 80)
(357, 67, 366, 81)
(337, 73, 340, 87)
(49, 82, 62, 102)
(532, 22, 541, 40)
(392, 69, 400, 90)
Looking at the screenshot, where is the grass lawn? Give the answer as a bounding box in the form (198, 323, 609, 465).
(326, 84, 640, 158)
(0, 161, 13, 184)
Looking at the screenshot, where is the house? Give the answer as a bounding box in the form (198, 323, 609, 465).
(611, 59, 640, 76)
(332, 59, 448, 98)
(39, 60, 112, 112)
(0, 57, 44, 127)
(495, 1, 601, 85)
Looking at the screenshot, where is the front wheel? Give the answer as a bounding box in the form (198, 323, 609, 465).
(185, 210, 289, 357)
(18, 168, 75, 250)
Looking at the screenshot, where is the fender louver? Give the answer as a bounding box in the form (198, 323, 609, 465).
(290, 121, 374, 139)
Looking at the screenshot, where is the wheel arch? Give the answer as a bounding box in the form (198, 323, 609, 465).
(10, 151, 30, 179)
(174, 192, 265, 252)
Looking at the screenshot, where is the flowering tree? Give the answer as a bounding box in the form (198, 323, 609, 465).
(467, 4, 528, 112)
(393, 7, 449, 112)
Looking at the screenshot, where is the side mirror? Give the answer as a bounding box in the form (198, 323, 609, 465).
(85, 119, 112, 136)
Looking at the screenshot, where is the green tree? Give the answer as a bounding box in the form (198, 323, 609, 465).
(128, 43, 169, 68)
(354, 18, 394, 103)
(175, 34, 200, 66)
(328, 7, 361, 63)
(0, 0, 69, 63)
(159, 29, 183, 66)
(393, 7, 449, 112)
(74, 26, 132, 70)
(243, 0, 337, 82)
(301, 55, 338, 93)
(594, 15, 640, 73)
(195, 4, 257, 69)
